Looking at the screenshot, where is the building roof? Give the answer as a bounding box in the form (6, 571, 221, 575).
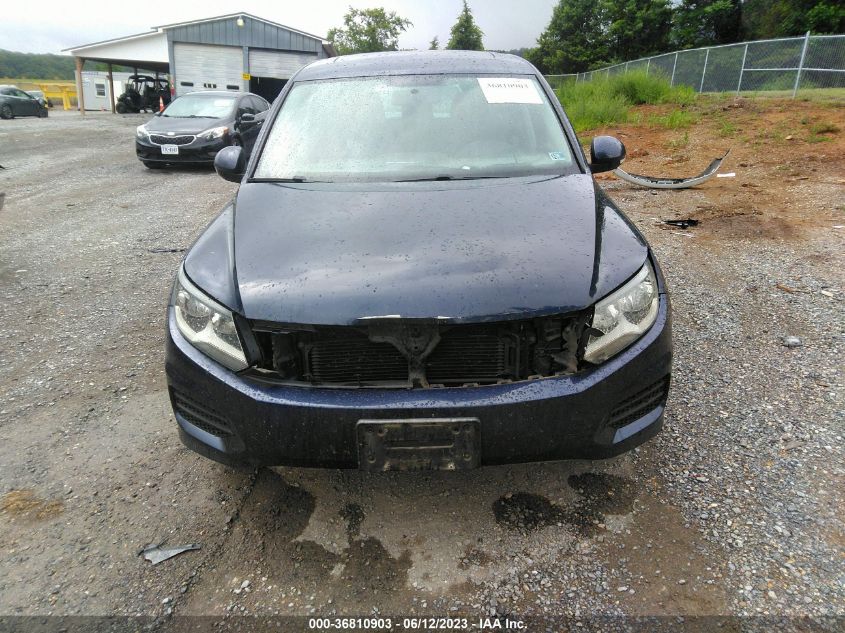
(153, 11, 326, 42)
(296, 50, 536, 81)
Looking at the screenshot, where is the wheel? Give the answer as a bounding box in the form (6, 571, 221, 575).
(116, 102, 127, 114)
(38, 107, 48, 118)
(143, 161, 164, 169)
(0, 104, 13, 119)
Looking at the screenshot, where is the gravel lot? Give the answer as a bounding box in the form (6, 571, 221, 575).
(0, 108, 842, 631)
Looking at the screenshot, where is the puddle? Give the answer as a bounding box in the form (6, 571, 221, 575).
(492, 472, 636, 536)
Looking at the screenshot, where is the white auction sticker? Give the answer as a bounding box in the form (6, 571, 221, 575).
(477, 77, 543, 104)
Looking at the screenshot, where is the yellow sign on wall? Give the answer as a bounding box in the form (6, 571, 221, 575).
(242, 73, 251, 80)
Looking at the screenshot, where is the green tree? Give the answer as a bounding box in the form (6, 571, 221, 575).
(671, 0, 743, 48)
(743, 0, 844, 38)
(327, 7, 412, 55)
(525, 0, 608, 73)
(446, 1, 485, 51)
(604, 0, 673, 62)
(429, 36, 440, 50)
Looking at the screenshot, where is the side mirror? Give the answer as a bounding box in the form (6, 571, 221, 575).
(154, 111, 162, 117)
(240, 112, 255, 123)
(214, 146, 245, 183)
(589, 136, 626, 173)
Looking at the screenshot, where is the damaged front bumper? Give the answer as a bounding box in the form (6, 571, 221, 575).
(164, 294, 672, 469)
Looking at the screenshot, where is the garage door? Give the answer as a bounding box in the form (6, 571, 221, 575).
(174, 43, 243, 96)
(248, 49, 317, 79)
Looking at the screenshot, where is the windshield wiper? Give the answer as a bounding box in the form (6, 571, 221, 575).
(262, 177, 331, 183)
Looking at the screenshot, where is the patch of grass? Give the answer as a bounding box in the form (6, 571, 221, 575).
(719, 121, 736, 136)
(650, 110, 696, 129)
(667, 132, 690, 149)
(807, 134, 833, 143)
(556, 70, 697, 132)
(810, 121, 840, 135)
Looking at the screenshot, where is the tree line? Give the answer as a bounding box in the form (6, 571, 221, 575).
(326, 1, 843, 73)
(527, 0, 844, 74)
(0, 49, 129, 80)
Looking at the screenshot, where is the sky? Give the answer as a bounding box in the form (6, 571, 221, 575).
(0, 0, 559, 55)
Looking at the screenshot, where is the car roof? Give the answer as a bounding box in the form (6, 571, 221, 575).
(296, 50, 537, 81)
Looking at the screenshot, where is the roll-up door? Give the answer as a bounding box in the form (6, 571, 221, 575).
(248, 49, 317, 79)
(174, 43, 243, 96)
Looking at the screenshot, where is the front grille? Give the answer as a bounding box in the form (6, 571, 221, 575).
(249, 313, 591, 388)
(607, 376, 670, 429)
(308, 336, 408, 383)
(171, 390, 232, 436)
(149, 134, 195, 146)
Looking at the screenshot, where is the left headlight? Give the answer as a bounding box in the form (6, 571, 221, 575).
(584, 261, 659, 364)
(199, 126, 229, 141)
(172, 267, 248, 371)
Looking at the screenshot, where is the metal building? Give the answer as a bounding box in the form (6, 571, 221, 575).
(65, 12, 335, 113)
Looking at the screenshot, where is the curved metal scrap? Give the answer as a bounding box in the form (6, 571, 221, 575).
(613, 150, 730, 189)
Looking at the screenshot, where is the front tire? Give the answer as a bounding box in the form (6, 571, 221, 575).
(0, 104, 13, 119)
(38, 108, 48, 118)
(116, 102, 127, 114)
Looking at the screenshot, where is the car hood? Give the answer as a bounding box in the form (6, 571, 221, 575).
(188, 175, 648, 325)
(143, 116, 227, 134)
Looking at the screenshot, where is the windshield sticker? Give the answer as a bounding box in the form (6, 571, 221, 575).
(477, 78, 543, 104)
(549, 151, 568, 161)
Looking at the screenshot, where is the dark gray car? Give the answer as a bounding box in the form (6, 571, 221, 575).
(0, 85, 48, 119)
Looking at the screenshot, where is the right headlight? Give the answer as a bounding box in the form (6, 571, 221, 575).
(584, 261, 659, 364)
(136, 125, 148, 139)
(172, 267, 248, 371)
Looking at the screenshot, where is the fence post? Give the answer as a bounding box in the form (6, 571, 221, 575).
(736, 43, 748, 94)
(646, 58, 650, 75)
(670, 51, 678, 86)
(625, 61, 629, 74)
(792, 31, 811, 99)
(699, 48, 710, 93)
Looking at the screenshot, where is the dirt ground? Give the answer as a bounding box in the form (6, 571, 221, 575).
(0, 98, 843, 632)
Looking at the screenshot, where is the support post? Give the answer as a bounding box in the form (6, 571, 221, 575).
(670, 51, 678, 86)
(625, 61, 629, 74)
(646, 58, 650, 75)
(75, 57, 85, 116)
(107, 64, 115, 114)
(792, 31, 811, 99)
(736, 43, 749, 95)
(699, 48, 710, 93)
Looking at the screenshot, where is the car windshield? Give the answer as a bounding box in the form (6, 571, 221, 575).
(254, 75, 577, 182)
(163, 94, 236, 118)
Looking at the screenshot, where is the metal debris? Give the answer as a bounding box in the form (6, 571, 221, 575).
(663, 219, 700, 229)
(782, 336, 803, 348)
(139, 542, 201, 565)
(614, 150, 731, 189)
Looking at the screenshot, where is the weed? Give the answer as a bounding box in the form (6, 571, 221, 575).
(810, 121, 840, 135)
(807, 134, 833, 143)
(667, 132, 690, 149)
(650, 110, 695, 129)
(719, 121, 736, 136)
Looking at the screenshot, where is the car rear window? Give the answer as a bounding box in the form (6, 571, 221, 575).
(254, 75, 578, 182)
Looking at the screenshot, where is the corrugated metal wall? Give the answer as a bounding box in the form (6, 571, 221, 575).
(166, 15, 323, 55)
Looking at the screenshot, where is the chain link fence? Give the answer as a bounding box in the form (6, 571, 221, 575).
(545, 33, 845, 96)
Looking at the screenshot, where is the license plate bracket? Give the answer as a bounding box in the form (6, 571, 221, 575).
(357, 418, 481, 472)
(161, 144, 179, 155)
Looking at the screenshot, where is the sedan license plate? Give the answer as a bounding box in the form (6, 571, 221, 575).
(161, 144, 179, 155)
(357, 418, 480, 472)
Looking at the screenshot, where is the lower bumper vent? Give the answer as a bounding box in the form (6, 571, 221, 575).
(607, 376, 670, 429)
(171, 390, 233, 437)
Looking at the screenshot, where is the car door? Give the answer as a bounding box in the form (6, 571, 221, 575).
(11, 88, 37, 115)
